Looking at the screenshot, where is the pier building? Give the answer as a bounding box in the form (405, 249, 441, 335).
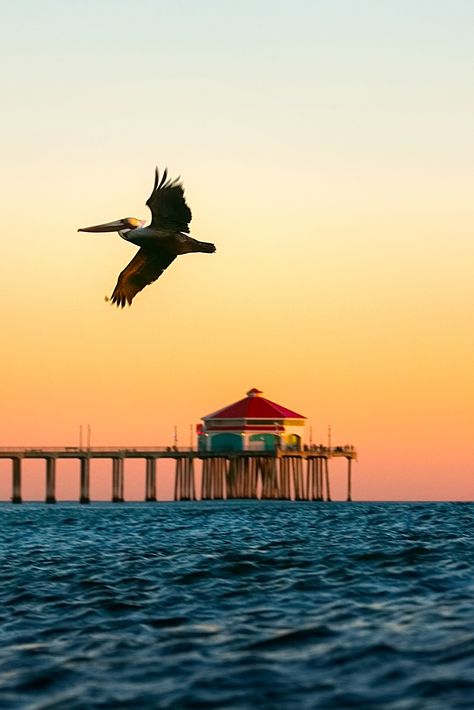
(198, 388, 306, 453)
(0, 391, 357, 503)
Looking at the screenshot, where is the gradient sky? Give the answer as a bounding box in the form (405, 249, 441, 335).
(0, 0, 473, 500)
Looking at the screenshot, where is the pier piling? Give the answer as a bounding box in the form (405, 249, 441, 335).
(112, 457, 124, 502)
(12, 457, 22, 504)
(324, 457, 331, 501)
(80, 457, 90, 504)
(318, 458, 324, 501)
(347, 457, 352, 502)
(145, 457, 157, 502)
(174, 457, 196, 501)
(45, 457, 56, 503)
(202, 457, 227, 500)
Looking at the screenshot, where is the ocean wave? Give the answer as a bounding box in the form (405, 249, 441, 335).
(0, 502, 472, 709)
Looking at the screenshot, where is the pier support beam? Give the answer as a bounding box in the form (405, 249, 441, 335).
(11, 457, 22, 504)
(227, 457, 238, 499)
(45, 457, 56, 503)
(80, 457, 90, 504)
(247, 457, 258, 499)
(279, 457, 291, 499)
(306, 457, 317, 500)
(347, 457, 352, 502)
(201, 457, 210, 500)
(316, 458, 321, 500)
(228, 456, 251, 499)
(324, 457, 331, 501)
(201, 457, 226, 500)
(220, 457, 228, 499)
(307, 457, 328, 501)
(318, 458, 323, 501)
(174, 457, 196, 501)
(112, 457, 124, 502)
(145, 457, 157, 501)
(260, 457, 279, 499)
(307, 457, 318, 500)
(292, 456, 305, 500)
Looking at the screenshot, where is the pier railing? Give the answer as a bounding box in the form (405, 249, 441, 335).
(0, 445, 356, 457)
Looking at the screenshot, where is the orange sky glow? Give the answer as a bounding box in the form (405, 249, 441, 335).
(0, 1, 472, 501)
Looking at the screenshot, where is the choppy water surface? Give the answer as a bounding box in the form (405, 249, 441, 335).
(0, 502, 473, 709)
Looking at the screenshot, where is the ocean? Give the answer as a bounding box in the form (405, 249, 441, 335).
(0, 502, 473, 709)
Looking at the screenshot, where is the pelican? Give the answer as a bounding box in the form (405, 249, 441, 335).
(78, 168, 216, 307)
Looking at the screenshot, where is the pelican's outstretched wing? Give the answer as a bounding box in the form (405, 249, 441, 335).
(146, 167, 192, 232)
(110, 247, 176, 307)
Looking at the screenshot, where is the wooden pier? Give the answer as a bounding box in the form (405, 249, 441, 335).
(0, 446, 356, 503)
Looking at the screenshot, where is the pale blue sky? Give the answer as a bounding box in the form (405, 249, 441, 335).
(2, 0, 472, 173)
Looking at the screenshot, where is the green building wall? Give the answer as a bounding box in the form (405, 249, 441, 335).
(249, 434, 279, 451)
(208, 433, 243, 452)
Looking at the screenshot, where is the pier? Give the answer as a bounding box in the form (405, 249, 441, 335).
(0, 446, 356, 503)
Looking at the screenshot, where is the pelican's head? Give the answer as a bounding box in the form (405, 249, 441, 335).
(78, 217, 145, 233)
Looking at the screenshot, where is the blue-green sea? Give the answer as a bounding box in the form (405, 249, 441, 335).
(1, 502, 473, 709)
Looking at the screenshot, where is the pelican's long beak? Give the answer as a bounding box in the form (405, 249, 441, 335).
(78, 218, 131, 233)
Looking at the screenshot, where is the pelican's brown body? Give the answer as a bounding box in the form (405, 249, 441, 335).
(78, 168, 215, 307)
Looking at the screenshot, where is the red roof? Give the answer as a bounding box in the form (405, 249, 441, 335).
(203, 389, 306, 421)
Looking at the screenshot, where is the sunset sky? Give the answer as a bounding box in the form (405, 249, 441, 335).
(0, 0, 472, 501)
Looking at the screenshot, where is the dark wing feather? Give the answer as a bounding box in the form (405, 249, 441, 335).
(145, 167, 192, 231)
(110, 247, 176, 307)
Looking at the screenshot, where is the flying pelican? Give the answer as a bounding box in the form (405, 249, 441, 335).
(78, 168, 216, 307)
